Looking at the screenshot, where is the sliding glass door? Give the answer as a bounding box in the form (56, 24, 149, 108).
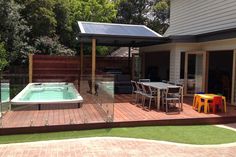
(184, 52, 206, 95)
(132, 53, 141, 80)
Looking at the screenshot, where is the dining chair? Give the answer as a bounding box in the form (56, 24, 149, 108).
(168, 81, 176, 85)
(131, 80, 138, 103)
(176, 83, 184, 110)
(131, 80, 142, 104)
(136, 82, 145, 106)
(141, 83, 157, 110)
(163, 86, 181, 113)
(139, 79, 150, 82)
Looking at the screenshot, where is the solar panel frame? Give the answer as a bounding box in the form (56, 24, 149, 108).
(78, 21, 162, 37)
(77, 21, 169, 47)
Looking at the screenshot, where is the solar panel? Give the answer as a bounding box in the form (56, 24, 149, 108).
(79, 22, 162, 37)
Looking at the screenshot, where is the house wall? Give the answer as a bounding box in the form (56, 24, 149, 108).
(140, 43, 200, 83)
(141, 38, 236, 80)
(165, 0, 236, 36)
(140, 38, 236, 103)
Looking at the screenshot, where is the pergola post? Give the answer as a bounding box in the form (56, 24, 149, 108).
(92, 38, 96, 94)
(28, 53, 33, 83)
(80, 42, 84, 77)
(128, 47, 131, 76)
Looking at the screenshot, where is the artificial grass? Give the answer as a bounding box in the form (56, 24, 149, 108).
(0, 125, 236, 145)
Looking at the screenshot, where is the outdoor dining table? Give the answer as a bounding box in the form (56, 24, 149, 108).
(142, 82, 183, 111)
(193, 94, 227, 113)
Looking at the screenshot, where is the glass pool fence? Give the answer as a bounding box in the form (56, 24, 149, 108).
(0, 73, 115, 128)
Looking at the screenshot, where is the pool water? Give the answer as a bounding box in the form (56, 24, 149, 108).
(11, 82, 83, 105)
(23, 89, 75, 101)
(21, 85, 76, 101)
(1, 83, 10, 103)
(99, 81, 114, 95)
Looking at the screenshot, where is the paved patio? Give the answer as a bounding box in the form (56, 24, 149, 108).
(0, 137, 236, 157)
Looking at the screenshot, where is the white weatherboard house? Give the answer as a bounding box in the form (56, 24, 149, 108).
(140, 0, 236, 105)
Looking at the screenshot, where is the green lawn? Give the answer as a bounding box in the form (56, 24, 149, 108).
(0, 125, 236, 145)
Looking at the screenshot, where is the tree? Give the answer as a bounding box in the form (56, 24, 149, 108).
(23, 0, 57, 38)
(53, 0, 73, 47)
(151, 0, 170, 34)
(0, 42, 8, 71)
(0, 0, 30, 62)
(116, 0, 169, 34)
(69, 0, 117, 23)
(34, 36, 75, 56)
(116, 0, 152, 24)
(68, 0, 117, 55)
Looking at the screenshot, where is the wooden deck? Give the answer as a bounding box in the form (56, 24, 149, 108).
(1, 94, 236, 135)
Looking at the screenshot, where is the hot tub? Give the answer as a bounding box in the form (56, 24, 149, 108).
(11, 82, 83, 109)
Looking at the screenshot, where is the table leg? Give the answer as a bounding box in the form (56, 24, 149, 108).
(204, 99, 208, 113)
(181, 87, 183, 111)
(223, 97, 227, 112)
(157, 89, 160, 110)
(193, 95, 196, 109)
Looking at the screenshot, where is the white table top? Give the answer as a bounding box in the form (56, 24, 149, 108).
(142, 82, 179, 90)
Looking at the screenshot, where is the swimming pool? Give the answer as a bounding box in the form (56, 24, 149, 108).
(11, 82, 83, 109)
(98, 81, 114, 95)
(1, 83, 10, 103)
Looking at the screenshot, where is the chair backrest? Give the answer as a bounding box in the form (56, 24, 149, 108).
(166, 87, 181, 97)
(131, 80, 137, 91)
(141, 83, 152, 95)
(162, 80, 168, 83)
(213, 96, 223, 105)
(176, 83, 183, 87)
(168, 82, 176, 85)
(139, 79, 150, 82)
(136, 82, 143, 91)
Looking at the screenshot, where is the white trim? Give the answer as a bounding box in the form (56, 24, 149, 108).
(78, 21, 85, 33)
(78, 21, 146, 27)
(2, 136, 236, 147)
(143, 25, 163, 37)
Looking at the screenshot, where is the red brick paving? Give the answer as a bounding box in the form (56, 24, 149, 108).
(0, 137, 236, 157)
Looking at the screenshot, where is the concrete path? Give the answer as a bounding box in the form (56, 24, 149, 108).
(0, 137, 236, 157)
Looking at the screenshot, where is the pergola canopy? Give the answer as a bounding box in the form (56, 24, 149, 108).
(77, 21, 169, 47)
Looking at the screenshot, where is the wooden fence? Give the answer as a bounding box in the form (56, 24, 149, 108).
(31, 54, 130, 82)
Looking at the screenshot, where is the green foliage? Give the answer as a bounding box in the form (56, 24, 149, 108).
(116, 0, 152, 24)
(0, 125, 236, 144)
(54, 0, 72, 47)
(0, 0, 170, 60)
(116, 0, 170, 34)
(0, 0, 30, 62)
(70, 0, 117, 22)
(152, 0, 170, 34)
(34, 36, 75, 56)
(0, 42, 8, 70)
(23, 0, 57, 37)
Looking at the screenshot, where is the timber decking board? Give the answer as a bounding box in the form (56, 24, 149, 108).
(1, 95, 236, 130)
